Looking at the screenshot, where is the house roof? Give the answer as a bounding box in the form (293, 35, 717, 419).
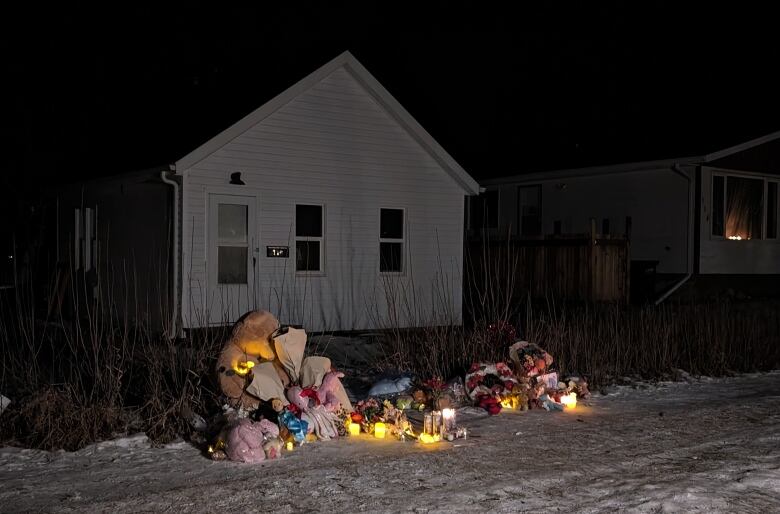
(173, 51, 480, 195)
(483, 131, 780, 185)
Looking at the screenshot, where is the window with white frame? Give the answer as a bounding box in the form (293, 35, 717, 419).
(380, 208, 404, 273)
(711, 174, 778, 240)
(217, 203, 249, 284)
(296, 204, 323, 272)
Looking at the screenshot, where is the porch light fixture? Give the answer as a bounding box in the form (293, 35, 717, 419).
(229, 172, 245, 185)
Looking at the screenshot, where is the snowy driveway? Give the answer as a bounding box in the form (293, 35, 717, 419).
(2, 372, 779, 513)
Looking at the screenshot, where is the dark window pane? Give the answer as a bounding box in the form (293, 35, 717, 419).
(602, 218, 610, 235)
(296, 205, 322, 237)
(518, 186, 541, 236)
(380, 242, 402, 272)
(469, 191, 498, 229)
(767, 182, 777, 239)
(296, 241, 320, 271)
(726, 176, 763, 240)
(380, 209, 404, 239)
(218, 246, 247, 284)
(712, 176, 724, 236)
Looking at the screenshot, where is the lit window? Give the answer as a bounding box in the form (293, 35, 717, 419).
(296, 204, 323, 272)
(380, 208, 404, 273)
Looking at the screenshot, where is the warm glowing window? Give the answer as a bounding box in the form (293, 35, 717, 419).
(712, 175, 764, 240)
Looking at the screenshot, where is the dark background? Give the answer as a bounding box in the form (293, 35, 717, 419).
(2, 2, 779, 198)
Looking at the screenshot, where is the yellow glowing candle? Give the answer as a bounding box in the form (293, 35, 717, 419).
(374, 422, 386, 439)
(561, 392, 577, 409)
(418, 433, 436, 444)
(286, 441, 294, 451)
(348, 422, 361, 436)
(233, 360, 255, 376)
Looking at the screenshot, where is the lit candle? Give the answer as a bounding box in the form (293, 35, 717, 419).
(286, 441, 294, 451)
(419, 433, 435, 444)
(442, 408, 456, 433)
(348, 422, 361, 436)
(374, 422, 386, 439)
(561, 392, 577, 409)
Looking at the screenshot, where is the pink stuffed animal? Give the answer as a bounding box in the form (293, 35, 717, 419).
(317, 371, 345, 412)
(225, 418, 266, 463)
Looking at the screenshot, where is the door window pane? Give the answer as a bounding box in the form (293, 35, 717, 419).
(218, 246, 248, 284)
(218, 204, 247, 243)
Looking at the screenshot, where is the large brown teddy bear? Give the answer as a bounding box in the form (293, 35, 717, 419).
(216, 310, 289, 409)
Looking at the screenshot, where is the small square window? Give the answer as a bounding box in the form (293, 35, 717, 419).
(296, 204, 322, 238)
(380, 242, 402, 272)
(296, 241, 321, 272)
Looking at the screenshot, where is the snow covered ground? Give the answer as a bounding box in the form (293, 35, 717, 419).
(1, 371, 779, 513)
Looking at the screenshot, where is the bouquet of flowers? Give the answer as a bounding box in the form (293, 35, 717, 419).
(509, 340, 554, 378)
(464, 362, 519, 406)
(354, 397, 382, 433)
(421, 376, 447, 407)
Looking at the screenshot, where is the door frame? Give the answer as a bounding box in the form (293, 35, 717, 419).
(205, 189, 260, 325)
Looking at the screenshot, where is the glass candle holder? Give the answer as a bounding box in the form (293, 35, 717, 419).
(423, 413, 433, 435)
(432, 411, 442, 436)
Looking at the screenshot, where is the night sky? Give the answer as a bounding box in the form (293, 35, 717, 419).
(3, 2, 779, 196)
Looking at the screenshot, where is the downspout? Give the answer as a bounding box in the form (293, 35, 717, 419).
(160, 170, 179, 338)
(655, 164, 694, 305)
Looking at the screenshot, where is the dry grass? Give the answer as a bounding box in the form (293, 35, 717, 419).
(0, 262, 228, 451)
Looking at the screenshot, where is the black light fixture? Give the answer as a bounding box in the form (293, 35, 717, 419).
(229, 172, 245, 185)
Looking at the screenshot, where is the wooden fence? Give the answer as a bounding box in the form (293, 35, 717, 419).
(465, 222, 630, 304)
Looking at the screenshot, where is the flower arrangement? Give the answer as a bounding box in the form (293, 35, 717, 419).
(464, 362, 520, 413)
(508, 341, 553, 378)
(421, 376, 447, 406)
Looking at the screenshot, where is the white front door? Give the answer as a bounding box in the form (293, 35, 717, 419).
(207, 193, 257, 324)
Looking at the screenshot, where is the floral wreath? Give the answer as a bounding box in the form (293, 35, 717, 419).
(464, 362, 518, 400)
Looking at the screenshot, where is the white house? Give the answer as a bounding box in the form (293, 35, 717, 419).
(475, 131, 780, 302)
(159, 51, 478, 332)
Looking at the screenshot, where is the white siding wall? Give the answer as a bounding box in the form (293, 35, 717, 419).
(181, 67, 465, 331)
(492, 168, 690, 274)
(698, 166, 780, 274)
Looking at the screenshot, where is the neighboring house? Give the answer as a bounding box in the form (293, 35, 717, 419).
(52, 51, 479, 334)
(473, 131, 780, 302)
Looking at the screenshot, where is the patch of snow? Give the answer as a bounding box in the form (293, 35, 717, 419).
(1, 372, 779, 512)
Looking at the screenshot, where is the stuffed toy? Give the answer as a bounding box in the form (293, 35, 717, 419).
(317, 371, 353, 412)
(286, 385, 340, 440)
(216, 310, 280, 409)
(263, 437, 284, 459)
(225, 418, 267, 463)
